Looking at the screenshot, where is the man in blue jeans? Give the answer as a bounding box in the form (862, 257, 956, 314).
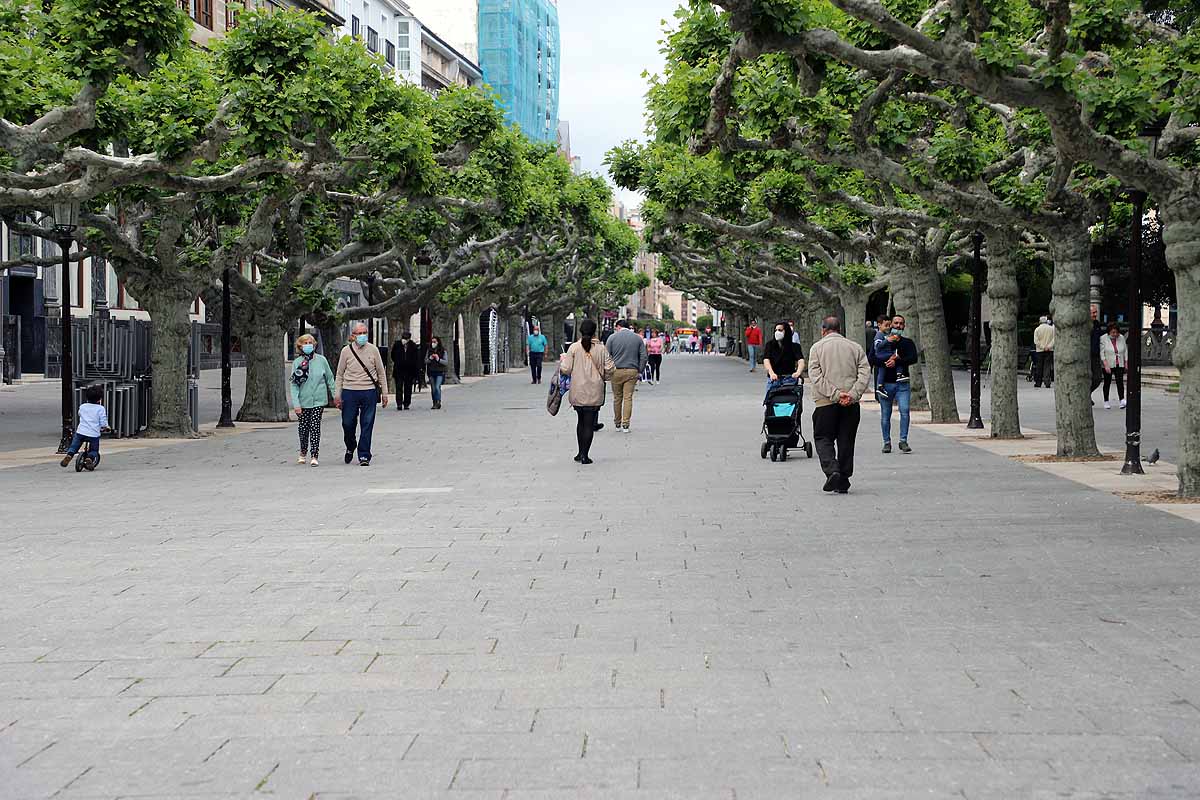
(335, 322, 389, 466)
(527, 325, 548, 384)
(873, 314, 918, 454)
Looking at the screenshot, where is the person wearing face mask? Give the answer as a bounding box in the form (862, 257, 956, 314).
(390, 331, 422, 411)
(290, 334, 336, 467)
(426, 335, 449, 409)
(763, 321, 806, 398)
(335, 323, 389, 466)
(527, 325, 548, 384)
(873, 314, 918, 454)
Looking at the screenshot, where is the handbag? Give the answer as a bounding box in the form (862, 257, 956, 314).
(348, 345, 384, 404)
(547, 369, 564, 419)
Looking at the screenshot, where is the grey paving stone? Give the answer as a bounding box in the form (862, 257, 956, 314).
(1, 356, 1198, 798)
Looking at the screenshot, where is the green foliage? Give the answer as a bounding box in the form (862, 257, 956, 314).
(52, 0, 187, 83)
(838, 260, 877, 287)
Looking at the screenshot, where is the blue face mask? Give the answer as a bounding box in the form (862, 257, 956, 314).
(355, 334, 368, 346)
(301, 344, 315, 355)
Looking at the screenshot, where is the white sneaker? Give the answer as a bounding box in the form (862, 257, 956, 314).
(1104, 401, 1111, 409)
(309, 458, 319, 467)
(1120, 399, 1127, 409)
(298, 454, 307, 464)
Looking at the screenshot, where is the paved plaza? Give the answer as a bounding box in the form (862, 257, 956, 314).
(2, 354, 1200, 798)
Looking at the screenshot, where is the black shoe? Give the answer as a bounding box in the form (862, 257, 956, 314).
(344, 450, 354, 464)
(359, 458, 370, 467)
(898, 441, 912, 453)
(593, 423, 604, 431)
(823, 472, 841, 492)
(574, 454, 582, 462)
(882, 442, 892, 454)
(580, 457, 594, 465)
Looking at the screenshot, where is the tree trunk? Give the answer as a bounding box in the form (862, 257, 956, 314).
(1161, 192, 1200, 495)
(986, 232, 1022, 438)
(1049, 228, 1100, 456)
(140, 287, 197, 438)
(237, 327, 290, 422)
(461, 301, 485, 377)
(508, 314, 525, 372)
(545, 312, 563, 358)
(910, 253, 960, 423)
(838, 288, 870, 355)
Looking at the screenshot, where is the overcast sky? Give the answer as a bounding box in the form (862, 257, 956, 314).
(558, 1, 682, 208)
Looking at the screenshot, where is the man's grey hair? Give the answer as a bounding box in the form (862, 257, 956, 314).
(351, 321, 369, 334)
(821, 316, 842, 333)
(1039, 315, 1048, 324)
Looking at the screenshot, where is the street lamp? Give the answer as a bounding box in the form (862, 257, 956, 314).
(967, 230, 985, 429)
(217, 264, 235, 428)
(52, 199, 79, 453)
(1121, 126, 1160, 474)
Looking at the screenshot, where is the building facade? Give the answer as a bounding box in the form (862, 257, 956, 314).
(403, 0, 479, 62)
(478, 0, 560, 143)
(332, 0, 481, 90)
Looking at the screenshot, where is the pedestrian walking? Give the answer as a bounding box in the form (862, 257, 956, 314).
(426, 336, 449, 410)
(606, 318, 648, 432)
(701, 327, 713, 354)
(59, 384, 109, 470)
(745, 320, 763, 370)
(290, 334, 336, 466)
(1033, 315, 1055, 388)
(335, 323, 389, 466)
(807, 316, 870, 494)
(763, 320, 806, 392)
(873, 315, 917, 454)
(390, 332, 421, 410)
(558, 319, 615, 465)
(527, 325, 548, 384)
(1100, 322, 1128, 409)
(1090, 305, 1105, 402)
(646, 329, 664, 384)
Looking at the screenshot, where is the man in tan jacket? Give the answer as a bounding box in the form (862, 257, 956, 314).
(807, 316, 871, 494)
(1033, 315, 1055, 388)
(335, 322, 389, 466)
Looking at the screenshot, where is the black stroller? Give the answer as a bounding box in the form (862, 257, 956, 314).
(760, 378, 814, 462)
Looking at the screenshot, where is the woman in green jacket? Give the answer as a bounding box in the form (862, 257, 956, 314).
(290, 334, 337, 466)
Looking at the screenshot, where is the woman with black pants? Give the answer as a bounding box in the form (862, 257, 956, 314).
(558, 319, 615, 464)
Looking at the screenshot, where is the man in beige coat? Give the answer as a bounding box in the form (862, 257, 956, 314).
(807, 316, 871, 494)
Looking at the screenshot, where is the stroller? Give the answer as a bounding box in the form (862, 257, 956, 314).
(760, 378, 814, 462)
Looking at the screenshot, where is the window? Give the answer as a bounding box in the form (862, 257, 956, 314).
(366, 27, 378, 53)
(179, 0, 214, 30)
(397, 20, 411, 71)
(6, 213, 35, 261)
(385, 41, 396, 67)
(351, 15, 360, 38)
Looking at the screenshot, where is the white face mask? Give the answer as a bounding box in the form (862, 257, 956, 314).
(774, 330, 786, 341)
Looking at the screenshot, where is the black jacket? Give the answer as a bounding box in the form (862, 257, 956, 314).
(763, 339, 804, 376)
(874, 335, 918, 383)
(390, 341, 422, 377)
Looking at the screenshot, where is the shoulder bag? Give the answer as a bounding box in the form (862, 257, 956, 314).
(348, 345, 384, 404)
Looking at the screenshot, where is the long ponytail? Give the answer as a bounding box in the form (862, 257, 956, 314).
(579, 319, 597, 353)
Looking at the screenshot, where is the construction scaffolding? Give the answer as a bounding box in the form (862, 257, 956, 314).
(478, 0, 560, 143)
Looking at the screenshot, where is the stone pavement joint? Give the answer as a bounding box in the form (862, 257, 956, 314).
(1, 354, 1199, 797)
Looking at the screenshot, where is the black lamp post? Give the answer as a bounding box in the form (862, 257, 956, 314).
(967, 230, 985, 429)
(217, 266, 234, 428)
(52, 200, 79, 453)
(1121, 127, 1159, 474)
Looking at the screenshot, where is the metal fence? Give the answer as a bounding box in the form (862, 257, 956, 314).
(46, 317, 200, 437)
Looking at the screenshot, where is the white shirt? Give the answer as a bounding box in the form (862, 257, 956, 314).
(76, 403, 109, 437)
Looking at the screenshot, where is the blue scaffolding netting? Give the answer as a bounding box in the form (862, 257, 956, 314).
(478, 0, 560, 144)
